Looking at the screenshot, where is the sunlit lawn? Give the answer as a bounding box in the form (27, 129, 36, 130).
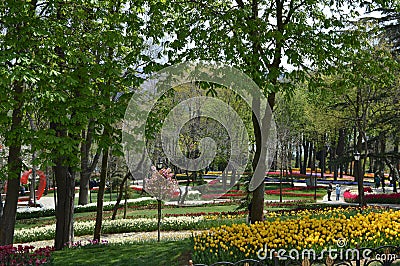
(50, 239, 192, 266)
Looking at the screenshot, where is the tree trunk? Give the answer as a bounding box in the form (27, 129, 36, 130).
(93, 147, 109, 241)
(352, 126, 357, 179)
(27, 116, 38, 206)
(301, 138, 309, 175)
(385, 159, 398, 193)
(230, 167, 236, 187)
(313, 146, 317, 179)
(0, 189, 3, 218)
(251, 94, 274, 222)
(394, 141, 399, 192)
(321, 144, 325, 180)
(79, 123, 101, 206)
(54, 162, 75, 250)
(0, 82, 24, 245)
(279, 154, 283, 203)
(111, 172, 131, 220)
(307, 142, 313, 169)
(29, 161, 37, 206)
(331, 136, 338, 181)
(124, 179, 128, 219)
(355, 133, 365, 207)
(251, 94, 263, 222)
(157, 199, 161, 242)
(379, 134, 386, 193)
(295, 144, 300, 169)
(373, 140, 379, 173)
(79, 129, 90, 206)
(336, 128, 345, 179)
(298, 143, 303, 172)
(52, 119, 76, 250)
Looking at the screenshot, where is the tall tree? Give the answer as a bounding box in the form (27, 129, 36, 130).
(151, 0, 380, 221)
(326, 40, 400, 206)
(0, 0, 46, 245)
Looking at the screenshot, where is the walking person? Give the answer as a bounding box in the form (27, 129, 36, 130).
(327, 182, 333, 201)
(335, 184, 341, 201)
(374, 172, 380, 189)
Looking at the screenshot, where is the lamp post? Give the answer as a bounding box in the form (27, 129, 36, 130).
(354, 152, 360, 162)
(157, 159, 163, 170)
(354, 151, 364, 207)
(155, 158, 163, 242)
(314, 163, 318, 200)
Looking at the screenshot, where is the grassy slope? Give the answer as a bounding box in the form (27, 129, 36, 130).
(50, 239, 192, 266)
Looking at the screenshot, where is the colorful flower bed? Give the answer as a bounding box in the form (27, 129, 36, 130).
(164, 211, 247, 218)
(344, 189, 400, 204)
(14, 215, 245, 243)
(0, 245, 54, 266)
(265, 200, 315, 207)
(202, 186, 327, 200)
(265, 186, 325, 197)
(266, 171, 308, 178)
(201, 193, 245, 199)
(192, 207, 400, 264)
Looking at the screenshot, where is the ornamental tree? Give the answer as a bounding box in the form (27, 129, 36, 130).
(145, 166, 179, 242)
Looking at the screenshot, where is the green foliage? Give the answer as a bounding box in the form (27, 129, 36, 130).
(151, 0, 379, 94)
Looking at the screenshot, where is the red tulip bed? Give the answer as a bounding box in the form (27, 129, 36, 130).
(164, 210, 247, 218)
(266, 171, 308, 178)
(0, 245, 54, 266)
(201, 186, 326, 200)
(344, 188, 400, 204)
(201, 190, 245, 199)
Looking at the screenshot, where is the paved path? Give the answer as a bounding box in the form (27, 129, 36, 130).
(317, 185, 400, 209)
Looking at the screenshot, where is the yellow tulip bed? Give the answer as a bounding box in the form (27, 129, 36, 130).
(192, 207, 400, 264)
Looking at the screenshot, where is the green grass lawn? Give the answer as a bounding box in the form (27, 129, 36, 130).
(74, 190, 144, 205)
(50, 239, 193, 266)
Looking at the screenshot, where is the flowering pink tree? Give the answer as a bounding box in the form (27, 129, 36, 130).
(145, 166, 179, 201)
(145, 166, 179, 241)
